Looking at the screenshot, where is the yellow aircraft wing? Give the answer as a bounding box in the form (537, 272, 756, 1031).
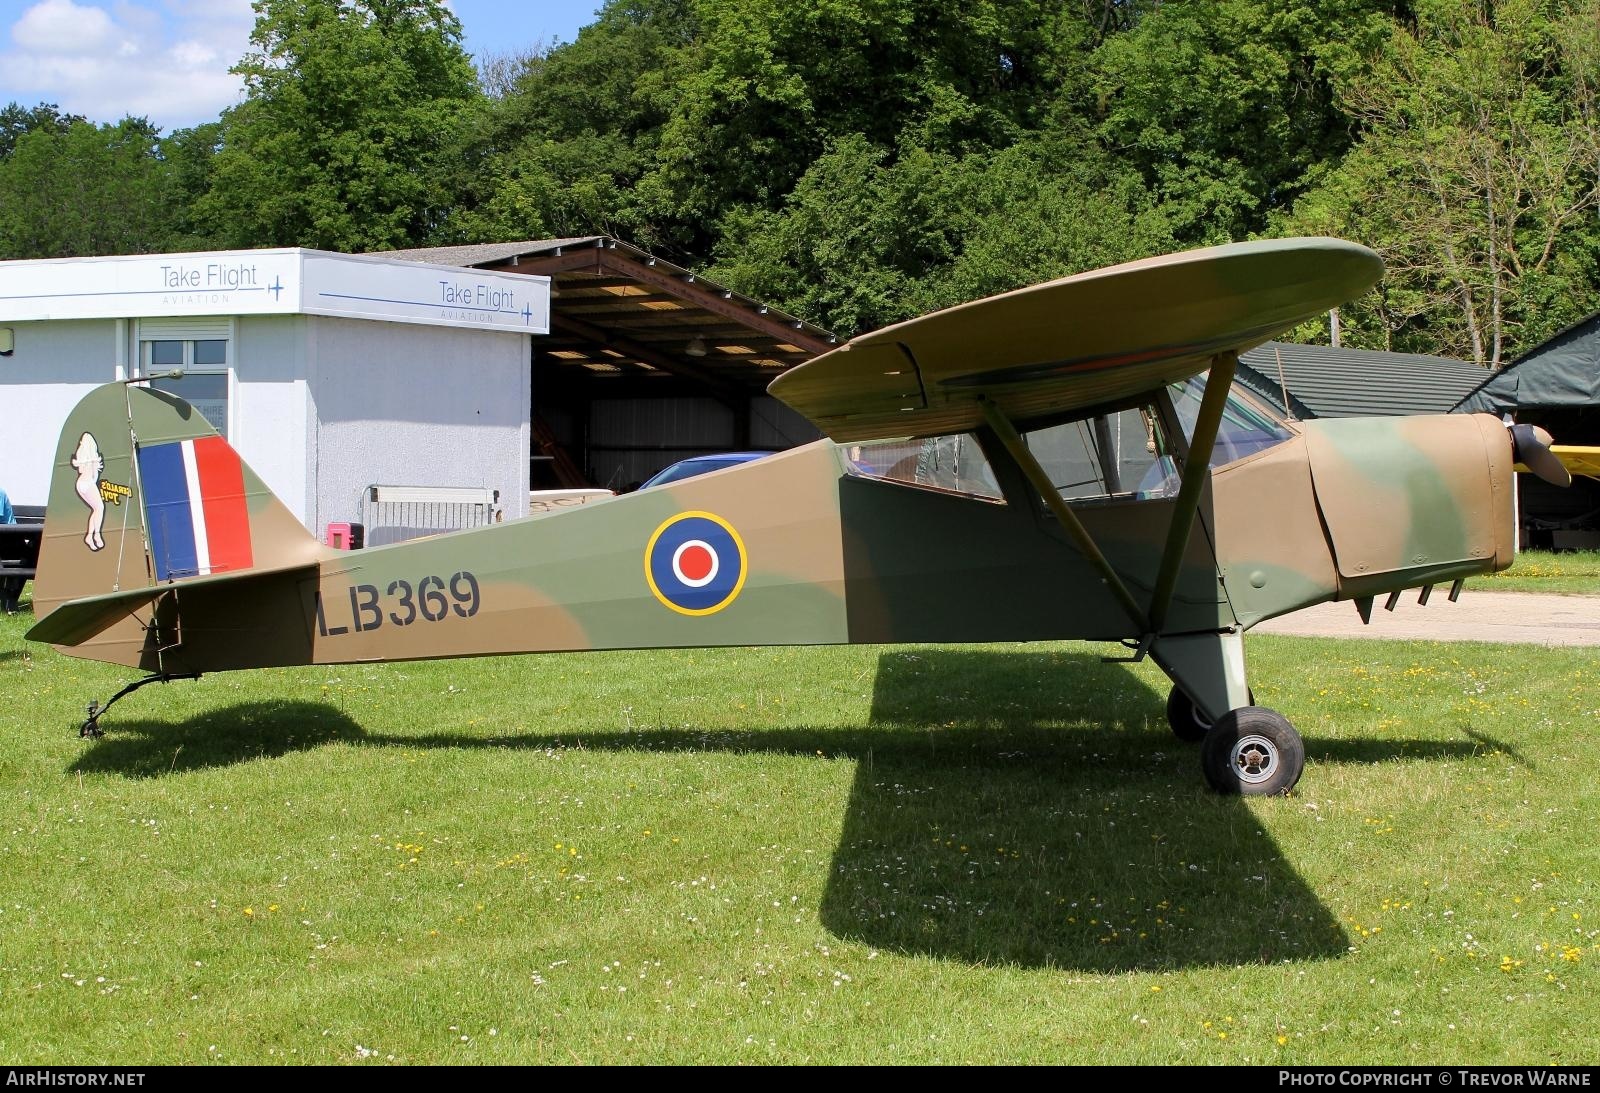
(769, 237, 1383, 442)
(1547, 446, 1600, 478)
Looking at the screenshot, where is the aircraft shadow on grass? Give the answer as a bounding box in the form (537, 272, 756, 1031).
(69, 648, 1504, 971)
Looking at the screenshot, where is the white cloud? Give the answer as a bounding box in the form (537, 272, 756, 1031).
(169, 38, 217, 67)
(0, 0, 255, 130)
(13, 0, 114, 53)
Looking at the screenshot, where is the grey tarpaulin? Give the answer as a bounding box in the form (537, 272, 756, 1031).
(1454, 313, 1600, 414)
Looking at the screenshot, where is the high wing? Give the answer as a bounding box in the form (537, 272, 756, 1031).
(768, 237, 1383, 442)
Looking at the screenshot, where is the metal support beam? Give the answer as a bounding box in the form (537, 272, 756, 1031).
(1149, 630, 1250, 723)
(1091, 414, 1124, 494)
(979, 398, 1149, 634)
(1148, 352, 1236, 634)
(593, 252, 835, 356)
(487, 247, 833, 353)
(550, 312, 748, 404)
(492, 250, 609, 276)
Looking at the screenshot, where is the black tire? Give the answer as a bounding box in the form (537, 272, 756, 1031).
(1165, 685, 1254, 744)
(1199, 706, 1304, 796)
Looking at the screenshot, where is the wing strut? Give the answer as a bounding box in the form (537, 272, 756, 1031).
(1148, 352, 1237, 634)
(979, 351, 1238, 641)
(979, 397, 1149, 633)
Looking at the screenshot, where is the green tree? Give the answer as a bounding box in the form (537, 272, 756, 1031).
(0, 102, 85, 161)
(1091, 0, 1404, 244)
(710, 131, 1174, 336)
(440, 0, 696, 247)
(1288, 0, 1600, 364)
(199, 0, 481, 251)
(161, 122, 227, 251)
(0, 117, 172, 258)
(638, 0, 1097, 248)
(459, 0, 1113, 256)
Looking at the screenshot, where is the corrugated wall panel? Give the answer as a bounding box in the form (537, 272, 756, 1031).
(750, 396, 822, 448)
(589, 397, 735, 447)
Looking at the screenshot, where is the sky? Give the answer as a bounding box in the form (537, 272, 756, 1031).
(0, 0, 604, 131)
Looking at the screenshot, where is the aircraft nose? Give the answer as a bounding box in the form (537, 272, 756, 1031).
(1301, 413, 1520, 583)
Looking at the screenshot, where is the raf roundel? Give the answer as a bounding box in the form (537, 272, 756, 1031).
(645, 511, 748, 616)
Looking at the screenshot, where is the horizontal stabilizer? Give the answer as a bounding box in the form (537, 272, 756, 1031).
(27, 562, 319, 647)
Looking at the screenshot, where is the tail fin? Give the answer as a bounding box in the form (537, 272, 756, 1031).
(31, 382, 328, 657)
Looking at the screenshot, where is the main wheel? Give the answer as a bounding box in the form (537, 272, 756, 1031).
(1165, 685, 1254, 743)
(1199, 706, 1304, 796)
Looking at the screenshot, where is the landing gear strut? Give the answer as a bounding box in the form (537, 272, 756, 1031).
(1151, 632, 1302, 794)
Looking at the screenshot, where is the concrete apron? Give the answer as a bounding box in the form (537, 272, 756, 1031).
(1254, 591, 1600, 646)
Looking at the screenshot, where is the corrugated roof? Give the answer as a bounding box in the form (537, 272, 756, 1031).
(377, 238, 603, 268)
(1237, 341, 1488, 419)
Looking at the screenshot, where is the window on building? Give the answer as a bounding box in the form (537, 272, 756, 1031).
(137, 323, 231, 438)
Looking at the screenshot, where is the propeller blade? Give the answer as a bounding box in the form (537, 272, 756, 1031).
(1511, 423, 1572, 487)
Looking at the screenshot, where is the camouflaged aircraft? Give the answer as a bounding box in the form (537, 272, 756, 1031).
(24, 237, 1575, 796)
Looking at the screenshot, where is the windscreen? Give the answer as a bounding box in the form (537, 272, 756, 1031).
(1169, 373, 1293, 466)
(839, 376, 1291, 505)
(842, 434, 1003, 500)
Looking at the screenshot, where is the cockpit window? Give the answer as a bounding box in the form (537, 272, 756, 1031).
(841, 375, 1291, 506)
(1168, 373, 1293, 465)
(844, 434, 1003, 501)
(1023, 407, 1169, 501)
(1020, 374, 1293, 504)
(1126, 374, 1295, 499)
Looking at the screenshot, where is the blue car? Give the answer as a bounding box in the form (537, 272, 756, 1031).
(640, 451, 771, 489)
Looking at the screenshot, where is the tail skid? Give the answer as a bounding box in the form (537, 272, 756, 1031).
(77, 671, 200, 739)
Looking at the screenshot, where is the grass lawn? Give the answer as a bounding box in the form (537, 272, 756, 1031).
(1474, 549, 1600, 595)
(2, 590, 1598, 1065)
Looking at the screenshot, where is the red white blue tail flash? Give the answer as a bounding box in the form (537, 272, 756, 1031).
(137, 437, 254, 581)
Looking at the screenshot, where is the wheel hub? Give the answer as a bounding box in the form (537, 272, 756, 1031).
(1231, 733, 1278, 784)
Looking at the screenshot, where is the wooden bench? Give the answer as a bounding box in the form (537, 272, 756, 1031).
(1, 505, 44, 613)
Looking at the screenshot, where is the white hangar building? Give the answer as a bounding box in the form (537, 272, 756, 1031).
(0, 248, 546, 537)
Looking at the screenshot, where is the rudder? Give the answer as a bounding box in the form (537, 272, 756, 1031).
(33, 382, 327, 649)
